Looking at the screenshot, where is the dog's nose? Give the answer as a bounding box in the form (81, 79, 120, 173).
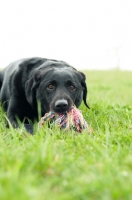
(55, 99, 68, 113)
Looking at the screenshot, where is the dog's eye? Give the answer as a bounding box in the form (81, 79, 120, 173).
(47, 84, 54, 89)
(70, 85, 75, 90)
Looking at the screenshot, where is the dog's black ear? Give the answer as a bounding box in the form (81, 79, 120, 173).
(25, 71, 41, 107)
(78, 71, 90, 109)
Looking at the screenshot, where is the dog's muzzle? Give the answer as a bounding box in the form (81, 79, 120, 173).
(50, 95, 73, 114)
(55, 99, 68, 113)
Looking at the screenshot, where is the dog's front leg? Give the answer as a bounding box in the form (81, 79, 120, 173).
(6, 95, 30, 128)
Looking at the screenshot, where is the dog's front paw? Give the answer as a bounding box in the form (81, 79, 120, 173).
(24, 124, 34, 134)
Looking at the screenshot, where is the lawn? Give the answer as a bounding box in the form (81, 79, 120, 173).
(0, 70, 132, 200)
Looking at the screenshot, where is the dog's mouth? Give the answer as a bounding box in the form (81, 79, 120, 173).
(50, 96, 73, 114)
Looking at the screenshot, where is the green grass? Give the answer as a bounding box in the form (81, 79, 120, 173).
(0, 70, 132, 200)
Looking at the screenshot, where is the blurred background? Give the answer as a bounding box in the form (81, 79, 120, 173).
(0, 0, 132, 70)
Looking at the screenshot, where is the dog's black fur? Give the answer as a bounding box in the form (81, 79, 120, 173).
(0, 57, 89, 133)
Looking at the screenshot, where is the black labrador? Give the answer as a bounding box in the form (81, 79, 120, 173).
(0, 57, 89, 133)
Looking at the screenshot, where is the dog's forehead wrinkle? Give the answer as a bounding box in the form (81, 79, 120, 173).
(40, 60, 73, 69)
(52, 68, 75, 79)
(43, 69, 79, 87)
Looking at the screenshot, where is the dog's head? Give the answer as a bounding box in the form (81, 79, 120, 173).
(25, 62, 90, 115)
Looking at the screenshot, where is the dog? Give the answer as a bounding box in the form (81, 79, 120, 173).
(0, 57, 89, 133)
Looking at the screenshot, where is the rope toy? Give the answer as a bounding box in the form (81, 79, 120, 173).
(38, 106, 89, 133)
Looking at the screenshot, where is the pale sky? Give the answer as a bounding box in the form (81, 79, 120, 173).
(0, 0, 132, 70)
